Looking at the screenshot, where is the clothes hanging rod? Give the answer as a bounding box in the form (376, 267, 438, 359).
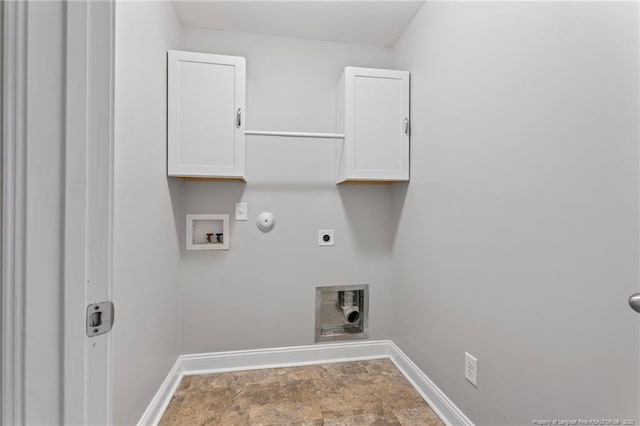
(245, 130, 345, 139)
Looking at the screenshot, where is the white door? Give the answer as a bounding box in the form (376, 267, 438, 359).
(167, 50, 246, 179)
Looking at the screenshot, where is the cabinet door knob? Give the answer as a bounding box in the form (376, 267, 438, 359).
(236, 108, 242, 128)
(404, 118, 410, 135)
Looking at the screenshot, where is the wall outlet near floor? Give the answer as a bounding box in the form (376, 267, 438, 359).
(465, 352, 478, 387)
(318, 230, 335, 246)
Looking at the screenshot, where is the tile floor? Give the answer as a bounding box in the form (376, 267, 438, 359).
(159, 359, 444, 425)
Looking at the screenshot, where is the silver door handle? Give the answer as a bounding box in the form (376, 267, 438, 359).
(236, 108, 242, 128)
(629, 293, 640, 313)
(404, 118, 410, 135)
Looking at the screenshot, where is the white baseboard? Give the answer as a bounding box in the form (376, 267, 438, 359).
(179, 339, 392, 376)
(136, 356, 182, 426)
(137, 340, 473, 426)
(388, 342, 474, 426)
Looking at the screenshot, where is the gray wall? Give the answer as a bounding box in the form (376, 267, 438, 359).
(112, 3, 640, 424)
(179, 30, 394, 353)
(113, 2, 184, 425)
(390, 2, 640, 424)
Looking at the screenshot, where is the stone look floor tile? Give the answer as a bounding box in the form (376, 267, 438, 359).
(159, 359, 444, 426)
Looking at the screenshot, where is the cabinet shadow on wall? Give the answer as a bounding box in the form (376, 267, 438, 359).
(170, 179, 247, 251)
(168, 178, 186, 257)
(337, 183, 406, 256)
(171, 178, 408, 257)
(389, 182, 409, 250)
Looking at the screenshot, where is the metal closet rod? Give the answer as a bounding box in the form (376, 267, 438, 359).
(245, 130, 345, 139)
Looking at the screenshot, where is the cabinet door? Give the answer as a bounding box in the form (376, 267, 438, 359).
(343, 67, 409, 182)
(168, 51, 245, 178)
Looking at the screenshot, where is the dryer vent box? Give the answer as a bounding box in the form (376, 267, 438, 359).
(315, 284, 368, 342)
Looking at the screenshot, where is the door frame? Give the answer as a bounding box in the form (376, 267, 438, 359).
(1, 0, 116, 424)
(1, 0, 27, 424)
(63, 1, 115, 424)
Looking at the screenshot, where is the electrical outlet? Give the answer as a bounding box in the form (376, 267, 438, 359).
(465, 352, 478, 387)
(318, 230, 335, 246)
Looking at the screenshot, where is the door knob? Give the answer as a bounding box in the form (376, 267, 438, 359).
(629, 293, 640, 313)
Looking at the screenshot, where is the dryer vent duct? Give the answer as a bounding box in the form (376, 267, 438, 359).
(339, 291, 360, 324)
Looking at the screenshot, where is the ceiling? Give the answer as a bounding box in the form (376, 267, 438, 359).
(172, 1, 425, 47)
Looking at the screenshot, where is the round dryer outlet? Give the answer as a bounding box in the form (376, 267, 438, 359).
(318, 229, 334, 246)
(256, 211, 276, 233)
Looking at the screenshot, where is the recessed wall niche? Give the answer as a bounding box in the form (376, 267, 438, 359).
(186, 214, 230, 250)
(315, 284, 369, 342)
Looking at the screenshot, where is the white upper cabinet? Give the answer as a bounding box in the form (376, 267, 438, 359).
(168, 50, 246, 179)
(337, 67, 410, 183)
